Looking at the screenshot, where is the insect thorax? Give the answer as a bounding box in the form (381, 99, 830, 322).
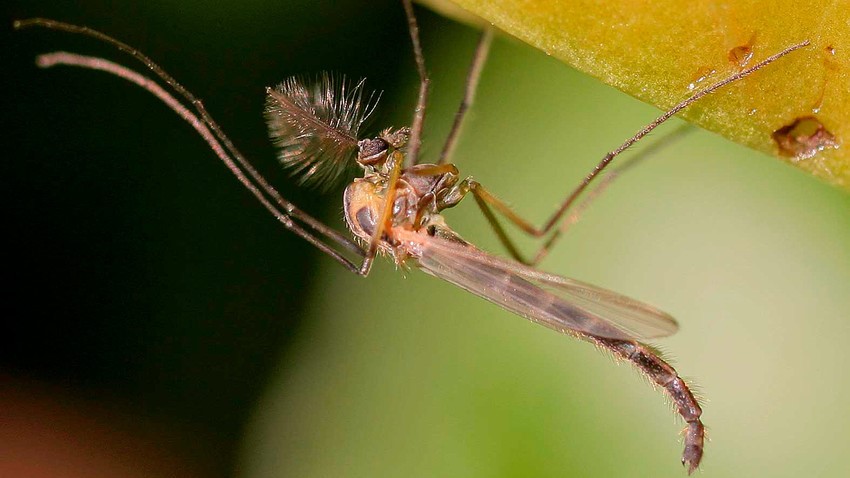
(344, 129, 465, 254)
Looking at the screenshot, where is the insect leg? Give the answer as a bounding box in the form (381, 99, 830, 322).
(438, 28, 494, 165)
(20, 46, 368, 276)
(452, 41, 810, 264)
(525, 40, 810, 259)
(14, 18, 365, 259)
(357, 153, 405, 275)
(466, 180, 541, 263)
(530, 126, 693, 264)
(437, 176, 544, 263)
(401, 0, 429, 167)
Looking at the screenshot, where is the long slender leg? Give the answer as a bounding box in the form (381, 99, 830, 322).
(401, 0, 429, 167)
(539, 40, 809, 236)
(14, 18, 364, 258)
(459, 41, 810, 262)
(529, 125, 695, 265)
(461, 167, 626, 264)
(32, 51, 369, 274)
(438, 28, 494, 165)
(469, 125, 694, 264)
(358, 153, 405, 275)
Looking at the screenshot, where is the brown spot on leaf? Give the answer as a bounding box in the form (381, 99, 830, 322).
(728, 45, 753, 67)
(772, 116, 838, 160)
(728, 33, 757, 68)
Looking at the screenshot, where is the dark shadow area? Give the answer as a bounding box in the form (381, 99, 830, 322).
(1, 1, 427, 475)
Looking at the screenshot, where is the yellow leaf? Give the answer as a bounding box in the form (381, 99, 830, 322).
(423, 0, 850, 189)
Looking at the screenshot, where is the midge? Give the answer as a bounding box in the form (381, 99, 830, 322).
(15, 1, 808, 473)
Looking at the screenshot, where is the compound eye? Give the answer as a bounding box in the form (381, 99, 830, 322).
(357, 138, 389, 165)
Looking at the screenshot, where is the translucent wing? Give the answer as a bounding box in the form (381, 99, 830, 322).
(404, 231, 678, 340)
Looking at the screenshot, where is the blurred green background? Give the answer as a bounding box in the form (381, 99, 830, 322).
(4, 1, 849, 477)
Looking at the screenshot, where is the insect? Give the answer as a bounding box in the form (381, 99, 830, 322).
(14, 1, 808, 473)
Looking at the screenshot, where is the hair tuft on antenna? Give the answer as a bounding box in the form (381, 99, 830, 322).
(265, 73, 381, 190)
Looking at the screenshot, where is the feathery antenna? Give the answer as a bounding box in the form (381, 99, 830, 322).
(265, 73, 380, 189)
